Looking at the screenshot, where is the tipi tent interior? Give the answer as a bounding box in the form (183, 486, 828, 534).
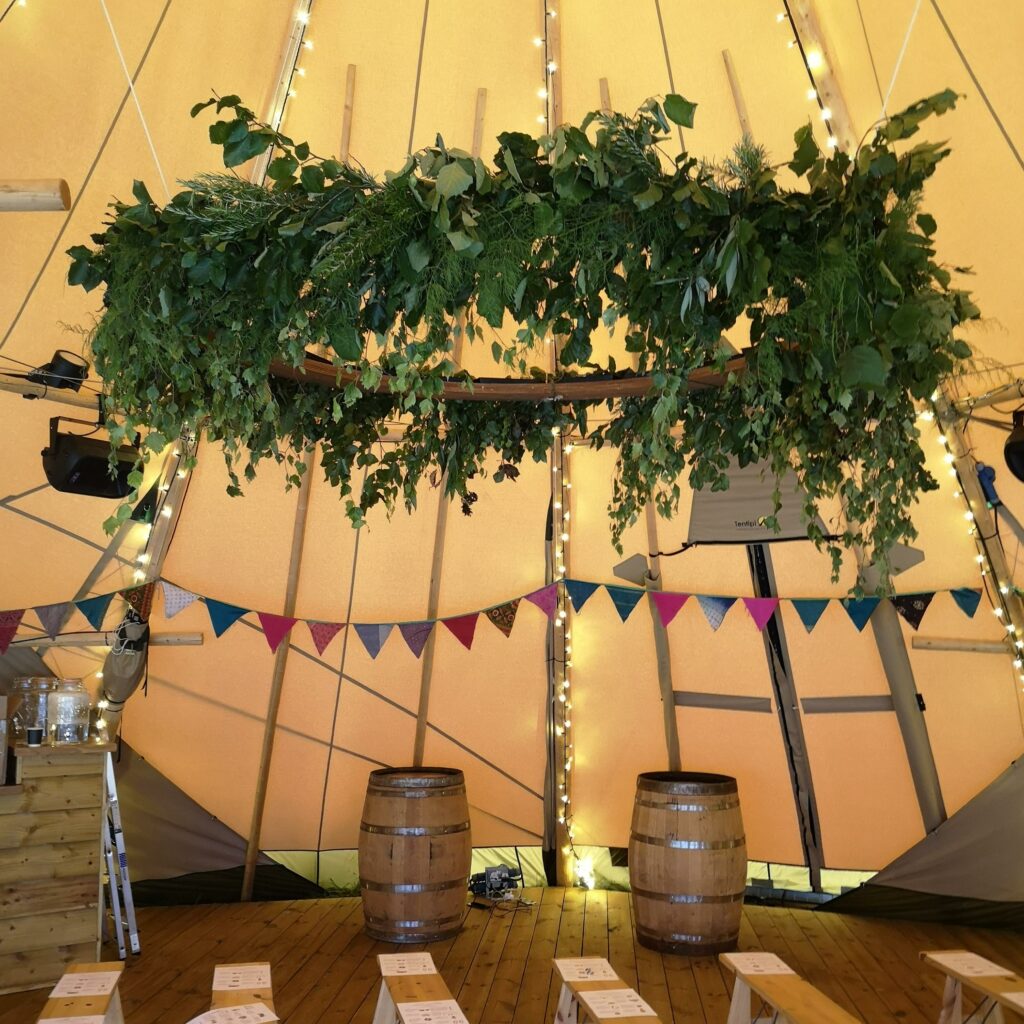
(1, 0, 1023, 1020)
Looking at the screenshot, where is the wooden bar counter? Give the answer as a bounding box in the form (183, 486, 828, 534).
(0, 742, 114, 994)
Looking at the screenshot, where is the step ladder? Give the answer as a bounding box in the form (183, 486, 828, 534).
(101, 751, 140, 957)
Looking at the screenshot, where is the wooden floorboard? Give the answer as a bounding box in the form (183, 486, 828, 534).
(1, 891, 1022, 1023)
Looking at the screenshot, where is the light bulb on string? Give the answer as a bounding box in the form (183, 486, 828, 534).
(806, 49, 824, 69)
(806, 88, 818, 101)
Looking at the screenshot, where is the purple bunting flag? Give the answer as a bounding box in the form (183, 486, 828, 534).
(399, 621, 435, 658)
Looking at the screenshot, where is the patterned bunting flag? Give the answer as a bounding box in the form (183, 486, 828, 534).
(0, 609, 24, 654)
(891, 593, 934, 631)
(76, 592, 116, 631)
(34, 601, 71, 640)
(400, 621, 435, 658)
(605, 584, 645, 623)
(484, 598, 520, 637)
(308, 621, 345, 655)
(743, 596, 780, 631)
(257, 612, 297, 653)
(524, 584, 557, 620)
(205, 598, 249, 638)
(697, 595, 736, 631)
(842, 596, 880, 632)
(121, 582, 156, 621)
(565, 580, 600, 613)
(161, 581, 198, 619)
(650, 591, 689, 628)
(951, 587, 982, 619)
(791, 599, 830, 633)
(443, 613, 479, 650)
(354, 623, 393, 659)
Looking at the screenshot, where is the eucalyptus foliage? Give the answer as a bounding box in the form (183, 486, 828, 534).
(68, 89, 976, 586)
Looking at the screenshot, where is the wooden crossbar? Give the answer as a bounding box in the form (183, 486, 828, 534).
(552, 956, 663, 1023)
(373, 953, 469, 1023)
(210, 961, 276, 1015)
(720, 951, 860, 1024)
(921, 949, 1024, 1024)
(37, 962, 124, 1022)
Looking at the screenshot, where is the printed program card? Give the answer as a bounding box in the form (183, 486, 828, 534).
(395, 999, 470, 1023)
(578, 989, 658, 1018)
(50, 971, 121, 998)
(212, 964, 272, 990)
(555, 957, 619, 981)
(45, 1017, 105, 1024)
(379, 952, 438, 976)
(185, 1004, 279, 1024)
(726, 952, 797, 976)
(928, 952, 1014, 977)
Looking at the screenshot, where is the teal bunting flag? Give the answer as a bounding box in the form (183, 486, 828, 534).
(205, 598, 249, 638)
(842, 597, 880, 632)
(605, 584, 645, 622)
(791, 599, 830, 633)
(951, 587, 982, 618)
(76, 592, 116, 631)
(565, 579, 600, 613)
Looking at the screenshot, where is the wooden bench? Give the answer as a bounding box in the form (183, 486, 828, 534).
(37, 962, 124, 1022)
(720, 951, 860, 1024)
(922, 949, 1024, 1023)
(372, 952, 469, 1023)
(209, 961, 276, 1018)
(552, 955, 662, 1023)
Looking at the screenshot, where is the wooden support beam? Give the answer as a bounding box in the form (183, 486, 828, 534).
(721, 50, 752, 137)
(413, 88, 488, 767)
(242, 471, 311, 900)
(0, 373, 101, 411)
(0, 179, 70, 212)
(598, 78, 611, 115)
(546, 2, 563, 128)
(340, 64, 356, 164)
(12, 631, 202, 649)
(952, 379, 1024, 415)
(912, 636, 1008, 654)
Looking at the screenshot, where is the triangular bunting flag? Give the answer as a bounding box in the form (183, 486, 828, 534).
(76, 592, 115, 631)
(842, 596, 881, 632)
(524, 584, 557, 620)
(206, 598, 249, 638)
(121, 582, 156, 621)
(0, 609, 24, 655)
(443, 613, 479, 650)
(354, 623, 393, 659)
(791, 599, 830, 633)
(308, 621, 345, 655)
(399, 621, 435, 658)
(743, 596, 780, 631)
(650, 591, 689, 628)
(565, 580, 600, 613)
(257, 612, 297, 653)
(34, 601, 71, 640)
(951, 587, 982, 619)
(892, 593, 935, 631)
(605, 584, 645, 622)
(161, 581, 198, 619)
(485, 598, 520, 637)
(697, 595, 736, 631)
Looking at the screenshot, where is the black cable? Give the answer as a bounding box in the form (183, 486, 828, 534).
(0, 0, 19, 28)
(854, 0, 885, 108)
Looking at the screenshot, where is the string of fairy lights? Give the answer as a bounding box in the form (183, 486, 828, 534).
(776, 3, 839, 149)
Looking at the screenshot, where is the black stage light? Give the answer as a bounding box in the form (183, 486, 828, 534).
(26, 349, 89, 392)
(41, 418, 139, 498)
(1004, 411, 1024, 483)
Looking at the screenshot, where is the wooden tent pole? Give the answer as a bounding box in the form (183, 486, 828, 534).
(721, 50, 752, 136)
(0, 179, 71, 212)
(241, 471, 312, 900)
(0, 372, 102, 410)
(340, 64, 356, 164)
(412, 88, 488, 768)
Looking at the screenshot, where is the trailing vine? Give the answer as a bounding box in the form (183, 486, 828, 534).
(68, 89, 976, 588)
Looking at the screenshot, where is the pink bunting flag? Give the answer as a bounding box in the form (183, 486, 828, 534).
(650, 592, 689, 627)
(443, 613, 479, 650)
(308, 621, 345, 656)
(742, 597, 780, 632)
(524, 584, 557, 620)
(0, 609, 24, 655)
(257, 612, 297, 654)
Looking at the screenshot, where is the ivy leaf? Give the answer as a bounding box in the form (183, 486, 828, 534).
(406, 238, 431, 273)
(190, 98, 217, 118)
(268, 155, 299, 181)
(436, 163, 473, 198)
(663, 94, 697, 128)
(300, 165, 325, 192)
(839, 346, 888, 390)
(633, 184, 663, 210)
(916, 213, 937, 236)
(789, 124, 820, 176)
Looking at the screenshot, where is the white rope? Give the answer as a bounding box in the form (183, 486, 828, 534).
(879, 0, 923, 120)
(98, 0, 171, 201)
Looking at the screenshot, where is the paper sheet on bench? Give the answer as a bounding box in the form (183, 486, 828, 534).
(396, 999, 470, 1023)
(929, 952, 1014, 977)
(727, 953, 796, 975)
(555, 957, 619, 981)
(380, 952, 438, 976)
(579, 989, 658, 1017)
(45, 1017, 106, 1024)
(213, 965, 272, 990)
(50, 971, 121, 997)
(186, 1004, 279, 1023)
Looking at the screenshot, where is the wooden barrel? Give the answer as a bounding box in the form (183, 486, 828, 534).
(629, 771, 746, 956)
(358, 766, 471, 943)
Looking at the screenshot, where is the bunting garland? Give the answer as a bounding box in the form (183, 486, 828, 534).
(399, 621, 434, 658)
(485, 598, 520, 637)
(75, 592, 115, 631)
(257, 612, 298, 654)
(605, 584, 645, 623)
(697, 595, 736, 632)
(34, 602, 71, 640)
(650, 591, 689, 628)
(743, 597, 780, 631)
(0, 610, 24, 655)
(842, 596, 881, 632)
(308, 620, 344, 655)
(791, 598, 831, 633)
(160, 581, 198, 619)
(892, 593, 935, 631)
